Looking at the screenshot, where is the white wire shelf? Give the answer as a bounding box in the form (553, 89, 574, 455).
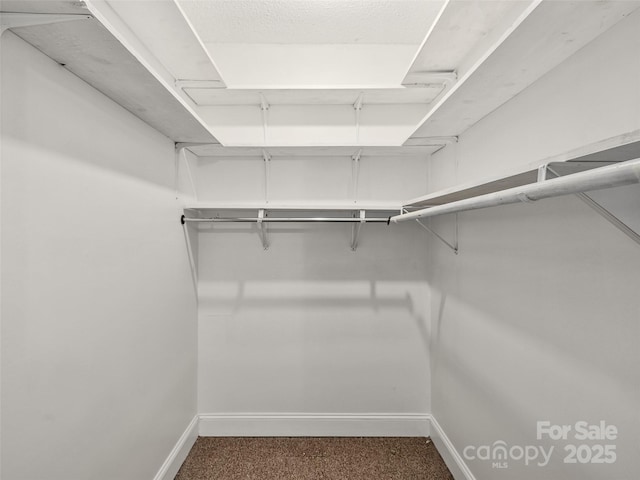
(403, 130, 640, 210)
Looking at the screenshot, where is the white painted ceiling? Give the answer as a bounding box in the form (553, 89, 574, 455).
(177, 0, 444, 44)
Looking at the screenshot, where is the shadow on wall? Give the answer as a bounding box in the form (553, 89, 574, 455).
(196, 278, 432, 412)
(451, 199, 638, 389)
(428, 197, 640, 478)
(201, 279, 415, 313)
(196, 221, 431, 331)
(194, 208, 433, 413)
(195, 221, 429, 280)
(429, 288, 639, 479)
(198, 279, 430, 360)
(196, 221, 433, 362)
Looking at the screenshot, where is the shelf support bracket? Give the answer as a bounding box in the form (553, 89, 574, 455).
(353, 93, 364, 144)
(175, 144, 198, 200)
(263, 150, 271, 204)
(260, 94, 269, 144)
(257, 209, 269, 250)
(351, 210, 366, 251)
(351, 149, 362, 203)
(537, 164, 548, 182)
(546, 165, 640, 246)
(406, 208, 459, 254)
(181, 216, 199, 297)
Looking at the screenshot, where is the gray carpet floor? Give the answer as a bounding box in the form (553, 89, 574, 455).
(174, 437, 454, 480)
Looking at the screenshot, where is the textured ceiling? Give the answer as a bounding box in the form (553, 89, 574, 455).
(177, 0, 444, 44)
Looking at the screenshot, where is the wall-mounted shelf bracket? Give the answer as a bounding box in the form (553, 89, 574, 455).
(257, 209, 269, 250)
(174, 144, 198, 200)
(409, 207, 458, 254)
(259, 94, 269, 143)
(537, 164, 547, 182)
(180, 215, 198, 296)
(351, 210, 366, 251)
(0, 12, 92, 34)
(545, 164, 640, 246)
(353, 93, 364, 143)
(260, 94, 269, 112)
(353, 93, 364, 111)
(351, 149, 362, 202)
(353, 92, 364, 144)
(263, 150, 271, 204)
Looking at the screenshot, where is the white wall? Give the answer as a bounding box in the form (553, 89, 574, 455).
(198, 104, 430, 146)
(195, 154, 431, 206)
(1, 33, 197, 480)
(427, 10, 640, 480)
(194, 152, 432, 434)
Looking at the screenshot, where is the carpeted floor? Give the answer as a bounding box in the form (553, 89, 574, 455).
(174, 437, 454, 480)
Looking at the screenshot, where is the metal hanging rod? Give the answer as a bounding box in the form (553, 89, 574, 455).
(181, 216, 389, 224)
(391, 158, 640, 223)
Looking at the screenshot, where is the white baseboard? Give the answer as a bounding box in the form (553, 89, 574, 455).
(429, 415, 476, 480)
(198, 413, 430, 437)
(153, 415, 199, 480)
(153, 413, 475, 480)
